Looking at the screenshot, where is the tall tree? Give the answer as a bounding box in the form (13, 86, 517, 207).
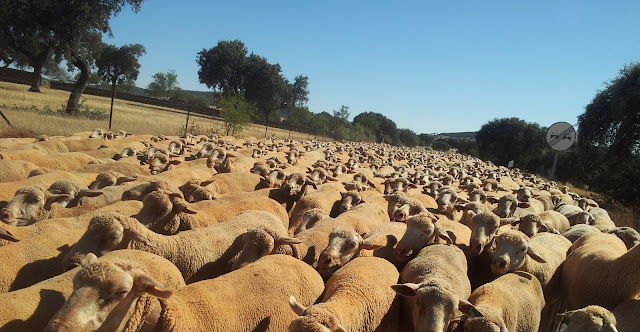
(147, 70, 181, 101)
(196, 40, 248, 95)
(96, 43, 145, 130)
(0, 0, 143, 104)
(292, 75, 309, 107)
(475, 117, 546, 168)
(578, 62, 640, 158)
(244, 54, 287, 137)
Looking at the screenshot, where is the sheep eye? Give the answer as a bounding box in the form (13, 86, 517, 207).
(115, 289, 128, 297)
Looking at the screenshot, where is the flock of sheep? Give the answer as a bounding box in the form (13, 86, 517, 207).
(0, 128, 638, 332)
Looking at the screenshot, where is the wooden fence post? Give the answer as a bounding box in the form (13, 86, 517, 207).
(0, 109, 13, 127)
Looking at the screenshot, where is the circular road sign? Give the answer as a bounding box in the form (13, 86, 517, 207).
(546, 122, 576, 151)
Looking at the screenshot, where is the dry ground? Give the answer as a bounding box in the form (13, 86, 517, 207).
(0, 81, 327, 141)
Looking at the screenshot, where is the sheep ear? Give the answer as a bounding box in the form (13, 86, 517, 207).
(527, 246, 546, 263)
(81, 253, 98, 267)
(435, 227, 453, 245)
(131, 232, 155, 248)
(78, 189, 104, 198)
(45, 193, 73, 208)
(133, 270, 173, 299)
(408, 183, 418, 189)
(289, 296, 307, 315)
(170, 159, 182, 165)
(327, 176, 338, 182)
(458, 299, 484, 318)
(502, 217, 518, 226)
(0, 227, 19, 242)
(116, 176, 138, 185)
(454, 203, 466, 211)
(391, 283, 420, 297)
(274, 236, 303, 247)
(602, 321, 618, 332)
(486, 196, 498, 203)
(340, 192, 347, 198)
(517, 202, 531, 208)
(359, 238, 384, 250)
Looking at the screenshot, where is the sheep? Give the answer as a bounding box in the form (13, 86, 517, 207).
(231, 226, 302, 270)
(589, 207, 617, 231)
(211, 154, 256, 173)
(611, 299, 640, 332)
(178, 179, 215, 202)
(199, 172, 263, 195)
(87, 170, 138, 190)
(555, 305, 618, 332)
(0, 184, 106, 226)
(561, 232, 640, 311)
(468, 212, 512, 256)
(491, 193, 543, 219)
(314, 203, 391, 276)
(392, 244, 471, 332)
(0, 250, 185, 332)
(281, 172, 318, 201)
(510, 211, 571, 237)
(556, 204, 594, 226)
(394, 212, 471, 262)
(62, 211, 291, 283)
(134, 189, 290, 234)
(45, 179, 104, 207)
(121, 179, 181, 201)
(257, 168, 288, 189)
(456, 271, 545, 332)
(147, 151, 182, 175)
(289, 257, 399, 332)
(0, 160, 40, 183)
(0, 200, 143, 247)
(436, 187, 468, 217)
(491, 230, 571, 288)
(46, 254, 324, 332)
(336, 190, 365, 214)
(0, 150, 96, 171)
(288, 184, 342, 233)
(562, 224, 600, 243)
(384, 192, 427, 222)
(608, 227, 640, 249)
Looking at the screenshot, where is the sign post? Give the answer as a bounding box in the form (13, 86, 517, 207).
(546, 122, 576, 180)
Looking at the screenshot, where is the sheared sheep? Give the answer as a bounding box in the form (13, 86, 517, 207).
(608, 227, 640, 249)
(392, 244, 471, 332)
(46, 254, 324, 332)
(289, 257, 399, 332)
(456, 271, 545, 332)
(510, 210, 571, 237)
(561, 232, 640, 311)
(0, 250, 185, 332)
(62, 211, 291, 283)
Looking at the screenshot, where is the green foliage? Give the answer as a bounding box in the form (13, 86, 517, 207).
(244, 54, 288, 125)
(418, 133, 435, 147)
(218, 94, 254, 136)
(171, 93, 210, 108)
(476, 117, 546, 169)
(292, 75, 309, 107)
(432, 140, 452, 151)
(398, 128, 419, 147)
(147, 70, 181, 101)
(578, 62, 640, 157)
(352, 112, 398, 143)
(196, 40, 248, 94)
(96, 43, 145, 83)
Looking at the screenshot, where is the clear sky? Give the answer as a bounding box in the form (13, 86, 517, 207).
(105, 0, 640, 134)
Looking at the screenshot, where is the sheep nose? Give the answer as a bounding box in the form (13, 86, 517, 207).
(0, 209, 11, 222)
(492, 259, 507, 269)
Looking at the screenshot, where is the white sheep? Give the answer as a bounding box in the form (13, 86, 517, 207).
(392, 244, 471, 332)
(289, 257, 399, 332)
(46, 254, 324, 331)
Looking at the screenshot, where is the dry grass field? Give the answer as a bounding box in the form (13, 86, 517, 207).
(0, 81, 327, 141)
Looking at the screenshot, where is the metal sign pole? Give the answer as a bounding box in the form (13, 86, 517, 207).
(550, 151, 559, 180)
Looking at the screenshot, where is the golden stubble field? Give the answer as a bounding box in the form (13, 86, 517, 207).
(0, 81, 326, 141)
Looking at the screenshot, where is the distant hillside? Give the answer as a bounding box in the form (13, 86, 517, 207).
(438, 131, 477, 138)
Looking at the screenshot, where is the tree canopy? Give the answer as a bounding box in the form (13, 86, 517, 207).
(196, 40, 248, 94)
(147, 70, 181, 101)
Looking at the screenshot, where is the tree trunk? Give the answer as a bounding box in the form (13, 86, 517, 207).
(108, 81, 116, 130)
(28, 62, 44, 92)
(264, 113, 269, 138)
(183, 105, 191, 137)
(65, 59, 90, 114)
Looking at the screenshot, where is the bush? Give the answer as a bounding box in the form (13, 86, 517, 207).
(218, 95, 254, 136)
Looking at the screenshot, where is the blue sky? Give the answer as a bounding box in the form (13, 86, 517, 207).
(105, 1, 640, 134)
